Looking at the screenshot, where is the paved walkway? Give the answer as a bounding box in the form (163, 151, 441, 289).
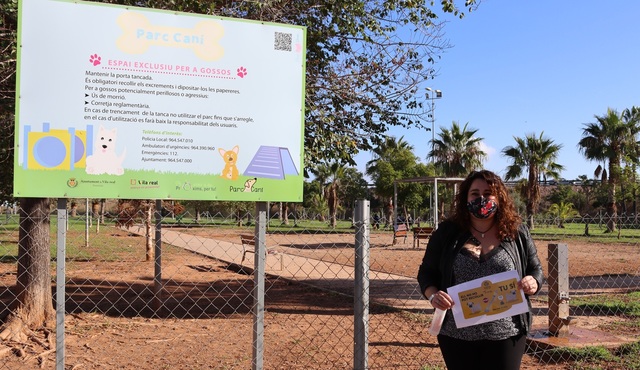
(129, 226, 432, 311)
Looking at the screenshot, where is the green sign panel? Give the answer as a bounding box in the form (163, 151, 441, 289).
(15, 0, 306, 201)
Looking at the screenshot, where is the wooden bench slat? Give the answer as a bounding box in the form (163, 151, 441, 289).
(412, 227, 434, 249)
(240, 234, 283, 270)
(392, 224, 409, 245)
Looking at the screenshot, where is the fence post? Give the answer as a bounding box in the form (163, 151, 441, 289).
(85, 198, 89, 247)
(393, 182, 397, 229)
(252, 202, 268, 370)
(56, 198, 67, 370)
(354, 199, 370, 370)
(152, 199, 163, 312)
(547, 243, 571, 337)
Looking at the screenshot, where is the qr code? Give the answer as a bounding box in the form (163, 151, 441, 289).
(274, 32, 292, 51)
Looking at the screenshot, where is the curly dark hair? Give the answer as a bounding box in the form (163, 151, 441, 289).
(449, 170, 521, 240)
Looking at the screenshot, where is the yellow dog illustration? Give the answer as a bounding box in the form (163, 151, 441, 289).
(219, 145, 239, 180)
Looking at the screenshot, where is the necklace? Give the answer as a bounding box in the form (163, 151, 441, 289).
(470, 223, 494, 238)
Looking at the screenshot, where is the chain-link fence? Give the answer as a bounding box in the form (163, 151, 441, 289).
(0, 199, 638, 369)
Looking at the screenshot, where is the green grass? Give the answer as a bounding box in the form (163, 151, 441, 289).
(7, 212, 640, 241)
(0, 222, 18, 262)
(614, 341, 640, 369)
(530, 221, 640, 243)
(543, 341, 640, 370)
(0, 217, 148, 262)
(538, 342, 640, 369)
(0, 215, 359, 265)
(570, 292, 640, 317)
(5, 216, 640, 264)
(544, 345, 614, 366)
(600, 318, 640, 334)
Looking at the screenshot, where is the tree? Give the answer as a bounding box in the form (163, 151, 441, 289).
(180, 200, 215, 223)
(576, 175, 597, 214)
(77, 0, 477, 169)
(430, 121, 486, 177)
(278, 0, 479, 167)
(308, 193, 329, 221)
(502, 132, 564, 229)
(0, 198, 55, 343)
(69, 200, 78, 217)
(302, 180, 327, 220)
(578, 107, 640, 232)
(115, 199, 156, 261)
(366, 136, 425, 226)
(545, 184, 587, 216)
(338, 167, 369, 221)
(430, 121, 485, 218)
(312, 162, 349, 228)
(1, 1, 55, 347)
(0, 0, 481, 345)
(547, 201, 580, 228)
(215, 201, 254, 226)
(0, 0, 17, 203)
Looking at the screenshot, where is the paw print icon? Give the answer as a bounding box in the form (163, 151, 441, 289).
(89, 54, 101, 66)
(237, 66, 248, 78)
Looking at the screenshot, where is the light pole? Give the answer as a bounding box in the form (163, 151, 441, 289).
(426, 87, 441, 226)
(425, 87, 442, 164)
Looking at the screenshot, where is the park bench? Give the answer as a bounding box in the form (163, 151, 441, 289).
(412, 226, 434, 249)
(392, 224, 409, 245)
(240, 234, 283, 270)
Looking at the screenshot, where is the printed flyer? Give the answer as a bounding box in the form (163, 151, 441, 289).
(447, 270, 529, 328)
(15, 0, 306, 201)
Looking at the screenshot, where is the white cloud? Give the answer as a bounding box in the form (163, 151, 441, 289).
(479, 141, 497, 162)
(478, 141, 508, 177)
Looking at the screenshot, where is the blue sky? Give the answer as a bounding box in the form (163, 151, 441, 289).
(355, 1, 640, 181)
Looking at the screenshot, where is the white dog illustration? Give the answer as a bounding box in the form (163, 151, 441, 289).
(506, 289, 518, 302)
(85, 125, 127, 175)
(467, 301, 483, 314)
(243, 178, 257, 192)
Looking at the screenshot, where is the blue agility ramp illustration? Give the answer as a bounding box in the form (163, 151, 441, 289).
(243, 145, 299, 180)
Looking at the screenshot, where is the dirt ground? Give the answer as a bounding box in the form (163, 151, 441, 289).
(0, 227, 639, 369)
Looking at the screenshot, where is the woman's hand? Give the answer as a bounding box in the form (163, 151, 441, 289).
(518, 275, 538, 295)
(430, 291, 454, 310)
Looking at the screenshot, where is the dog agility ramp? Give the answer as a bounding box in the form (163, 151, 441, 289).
(243, 145, 299, 179)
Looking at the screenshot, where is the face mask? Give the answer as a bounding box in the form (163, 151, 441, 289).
(467, 196, 498, 219)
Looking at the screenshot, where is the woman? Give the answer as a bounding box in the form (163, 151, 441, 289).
(417, 170, 543, 370)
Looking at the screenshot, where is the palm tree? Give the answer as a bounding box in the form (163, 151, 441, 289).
(578, 107, 640, 232)
(548, 201, 580, 228)
(366, 136, 418, 226)
(430, 121, 486, 177)
(367, 136, 415, 171)
(303, 180, 327, 220)
(312, 162, 347, 228)
(308, 193, 329, 221)
(576, 174, 596, 214)
(429, 121, 486, 218)
(502, 132, 564, 229)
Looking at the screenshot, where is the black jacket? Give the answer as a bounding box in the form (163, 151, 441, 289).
(417, 220, 544, 334)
